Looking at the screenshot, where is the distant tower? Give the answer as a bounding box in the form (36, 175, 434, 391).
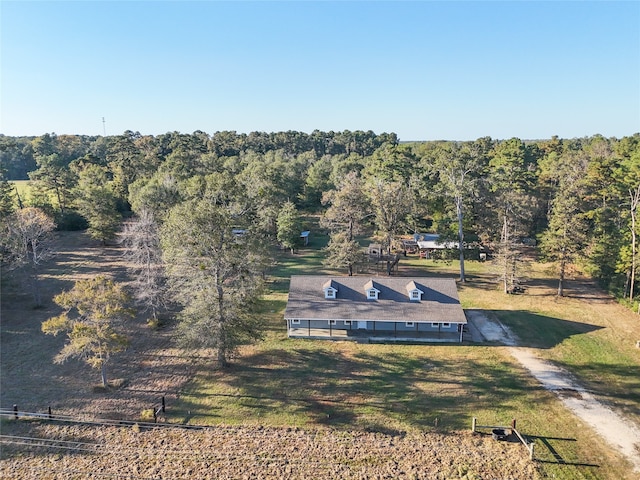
(102, 117, 106, 136)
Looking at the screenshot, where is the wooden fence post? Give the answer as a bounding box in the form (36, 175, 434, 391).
(13, 404, 18, 420)
(48, 406, 52, 419)
(472, 417, 476, 433)
(161, 396, 166, 413)
(529, 442, 535, 460)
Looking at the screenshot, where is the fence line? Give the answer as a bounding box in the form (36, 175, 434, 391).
(0, 400, 207, 432)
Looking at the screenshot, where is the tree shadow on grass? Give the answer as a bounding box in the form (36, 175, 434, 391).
(553, 361, 640, 420)
(530, 434, 600, 468)
(494, 311, 603, 349)
(176, 345, 544, 432)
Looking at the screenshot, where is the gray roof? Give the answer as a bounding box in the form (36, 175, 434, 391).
(284, 276, 467, 324)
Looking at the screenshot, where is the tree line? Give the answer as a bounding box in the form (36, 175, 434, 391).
(1, 129, 639, 382)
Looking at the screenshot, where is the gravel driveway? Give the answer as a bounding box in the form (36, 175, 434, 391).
(466, 309, 640, 472)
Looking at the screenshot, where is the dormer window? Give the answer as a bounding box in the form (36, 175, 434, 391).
(364, 279, 380, 300)
(406, 281, 423, 301)
(323, 279, 338, 299)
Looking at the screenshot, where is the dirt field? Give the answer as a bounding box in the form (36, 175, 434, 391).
(1, 420, 537, 479)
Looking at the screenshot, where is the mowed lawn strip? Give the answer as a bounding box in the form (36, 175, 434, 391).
(172, 247, 638, 478)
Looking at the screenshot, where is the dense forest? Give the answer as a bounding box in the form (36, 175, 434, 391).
(1, 129, 640, 313)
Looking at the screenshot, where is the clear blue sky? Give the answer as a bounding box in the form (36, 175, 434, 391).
(1, 1, 639, 141)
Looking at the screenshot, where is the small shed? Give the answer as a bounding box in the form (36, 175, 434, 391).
(368, 244, 383, 257)
(300, 231, 310, 246)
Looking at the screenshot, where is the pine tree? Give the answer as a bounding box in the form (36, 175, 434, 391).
(42, 276, 133, 387)
(161, 199, 267, 367)
(276, 201, 302, 254)
(74, 164, 121, 244)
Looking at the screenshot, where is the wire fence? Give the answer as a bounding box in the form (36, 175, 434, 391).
(0, 405, 201, 431)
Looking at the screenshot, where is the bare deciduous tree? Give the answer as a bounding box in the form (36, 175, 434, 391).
(121, 208, 166, 326)
(5, 207, 56, 305)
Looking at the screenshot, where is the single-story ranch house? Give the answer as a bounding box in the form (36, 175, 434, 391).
(284, 276, 467, 343)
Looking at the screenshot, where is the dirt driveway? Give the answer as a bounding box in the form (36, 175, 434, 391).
(466, 309, 640, 472)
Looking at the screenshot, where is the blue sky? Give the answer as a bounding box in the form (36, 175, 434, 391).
(1, 1, 638, 141)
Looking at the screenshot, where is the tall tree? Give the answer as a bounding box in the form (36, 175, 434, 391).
(128, 172, 182, 219)
(485, 138, 536, 293)
(74, 164, 121, 244)
(28, 153, 76, 214)
(106, 130, 143, 204)
(276, 200, 302, 254)
(0, 168, 15, 219)
(121, 209, 166, 325)
(539, 150, 589, 296)
(42, 276, 132, 387)
(580, 136, 622, 286)
(301, 155, 334, 208)
(428, 142, 485, 282)
(320, 171, 369, 243)
(362, 142, 415, 183)
(323, 230, 362, 276)
(5, 207, 56, 305)
(367, 179, 413, 254)
(614, 137, 640, 300)
(320, 172, 370, 276)
(237, 150, 299, 237)
(161, 199, 266, 367)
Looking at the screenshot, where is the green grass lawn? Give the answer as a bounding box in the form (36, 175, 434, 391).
(9, 180, 30, 206)
(8, 180, 60, 209)
(172, 240, 639, 478)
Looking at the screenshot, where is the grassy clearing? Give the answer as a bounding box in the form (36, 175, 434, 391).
(424, 259, 640, 428)
(8, 180, 61, 210)
(172, 244, 639, 478)
(9, 180, 31, 206)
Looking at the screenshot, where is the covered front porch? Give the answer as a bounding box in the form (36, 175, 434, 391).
(287, 326, 464, 343)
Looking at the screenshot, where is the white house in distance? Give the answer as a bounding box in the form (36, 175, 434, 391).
(284, 276, 467, 343)
(415, 233, 459, 258)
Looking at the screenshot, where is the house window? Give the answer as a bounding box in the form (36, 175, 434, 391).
(411, 291, 420, 300)
(443, 323, 451, 328)
(344, 321, 351, 325)
(406, 322, 415, 327)
(432, 322, 439, 328)
(328, 320, 337, 325)
(368, 290, 377, 299)
(291, 319, 300, 325)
